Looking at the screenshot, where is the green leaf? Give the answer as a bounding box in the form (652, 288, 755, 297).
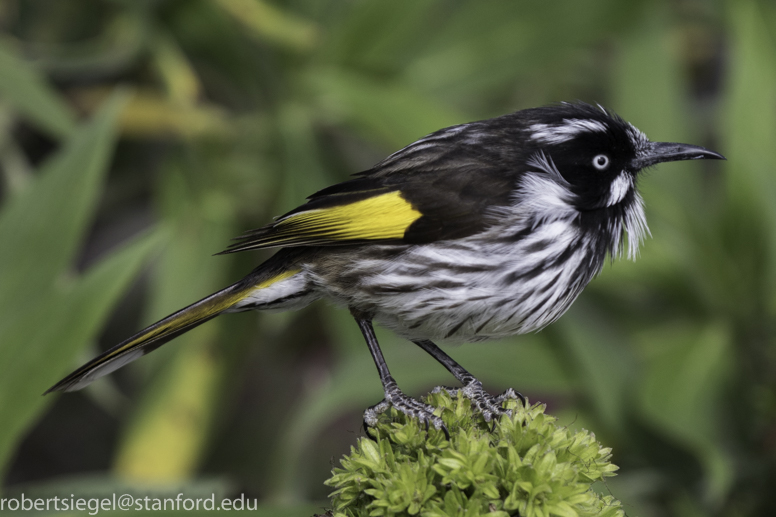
(0, 91, 154, 475)
(0, 228, 162, 475)
(0, 40, 76, 138)
(0, 91, 126, 318)
(638, 323, 734, 504)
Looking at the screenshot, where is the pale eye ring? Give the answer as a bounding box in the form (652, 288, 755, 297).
(593, 154, 610, 170)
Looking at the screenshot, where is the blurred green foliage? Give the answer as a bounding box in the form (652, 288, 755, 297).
(0, 0, 773, 516)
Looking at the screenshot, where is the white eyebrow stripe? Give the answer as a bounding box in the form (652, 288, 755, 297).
(565, 118, 608, 133)
(529, 118, 609, 144)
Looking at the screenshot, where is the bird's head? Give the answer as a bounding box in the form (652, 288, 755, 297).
(521, 103, 724, 211)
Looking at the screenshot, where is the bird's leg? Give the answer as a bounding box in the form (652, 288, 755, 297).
(412, 339, 525, 422)
(352, 310, 447, 437)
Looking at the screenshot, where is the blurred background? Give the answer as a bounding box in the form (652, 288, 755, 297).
(0, 0, 774, 515)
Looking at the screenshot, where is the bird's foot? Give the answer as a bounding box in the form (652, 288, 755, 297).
(433, 380, 525, 424)
(364, 384, 449, 439)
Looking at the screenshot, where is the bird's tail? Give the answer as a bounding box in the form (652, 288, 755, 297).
(46, 266, 307, 394)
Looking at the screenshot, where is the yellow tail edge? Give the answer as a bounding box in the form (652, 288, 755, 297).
(45, 269, 300, 394)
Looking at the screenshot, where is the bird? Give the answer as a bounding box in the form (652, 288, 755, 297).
(47, 102, 724, 433)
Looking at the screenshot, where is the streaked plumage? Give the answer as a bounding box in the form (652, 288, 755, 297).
(48, 103, 724, 432)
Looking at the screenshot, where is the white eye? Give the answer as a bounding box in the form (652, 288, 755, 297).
(593, 154, 610, 170)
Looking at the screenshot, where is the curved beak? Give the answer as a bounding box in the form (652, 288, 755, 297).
(632, 142, 726, 169)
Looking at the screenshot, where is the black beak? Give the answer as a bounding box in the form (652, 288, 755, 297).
(632, 142, 726, 169)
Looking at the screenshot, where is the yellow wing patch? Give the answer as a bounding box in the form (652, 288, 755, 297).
(276, 190, 422, 242)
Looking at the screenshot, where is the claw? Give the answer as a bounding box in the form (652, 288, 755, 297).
(426, 414, 450, 441)
(440, 423, 450, 441)
(497, 387, 526, 408)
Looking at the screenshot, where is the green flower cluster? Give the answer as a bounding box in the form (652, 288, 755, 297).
(325, 391, 624, 517)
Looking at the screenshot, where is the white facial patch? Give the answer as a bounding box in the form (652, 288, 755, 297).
(517, 152, 577, 224)
(529, 118, 608, 144)
(607, 171, 633, 206)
